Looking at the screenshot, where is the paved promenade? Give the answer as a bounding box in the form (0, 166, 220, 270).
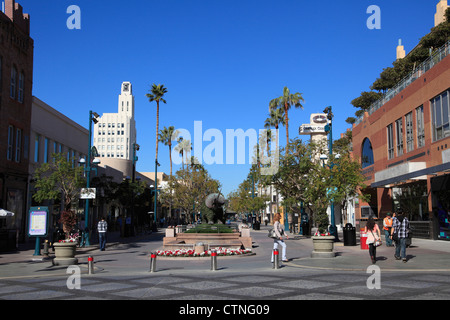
(1, 224, 450, 304)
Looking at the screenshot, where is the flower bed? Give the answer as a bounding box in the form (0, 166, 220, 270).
(58, 234, 79, 243)
(155, 247, 252, 257)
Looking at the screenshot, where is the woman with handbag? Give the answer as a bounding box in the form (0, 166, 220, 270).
(271, 213, 289, 263)
(365, 217, 381, 264)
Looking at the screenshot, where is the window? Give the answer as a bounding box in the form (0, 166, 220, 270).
(416, 106, 425, 148)
(7, 126, 13, 160)
(10, 66, 17, 99)
(34, 134, 40, 163)
(387, 124, 394, 160)
(18, 72, 24, 103)
(44, 138, 49, 163)
(15, 128, 21, 162)
(431, 89, 450, 141)
(405, 112, 414, 153)
(361, 138, 374, 168)
(396, 118, 404, 156)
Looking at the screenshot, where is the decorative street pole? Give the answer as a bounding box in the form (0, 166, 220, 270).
(84, 110, 99, 246)
(324, 106, 339, 241)
(154, 159, 160, 225)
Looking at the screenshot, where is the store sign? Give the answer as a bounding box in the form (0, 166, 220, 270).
(313, 115, 328, 124)
(80, 188, 96, 199)
(28, 207, 49, 237)
(299, 125, 326, 134)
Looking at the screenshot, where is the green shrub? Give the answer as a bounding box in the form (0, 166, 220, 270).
(185, 224, 234, 234)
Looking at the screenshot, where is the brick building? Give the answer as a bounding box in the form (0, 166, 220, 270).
(0, 0, 33, 248)
(352, 41, 450, 239)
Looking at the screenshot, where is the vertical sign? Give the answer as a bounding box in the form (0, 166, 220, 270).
(28, 207, 49, 237)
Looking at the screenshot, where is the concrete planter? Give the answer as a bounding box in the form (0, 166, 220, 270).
(53, 242, 78, 266)
(311, 236, 335, 258)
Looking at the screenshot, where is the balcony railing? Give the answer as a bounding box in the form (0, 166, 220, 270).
(355, 40, 450, 126)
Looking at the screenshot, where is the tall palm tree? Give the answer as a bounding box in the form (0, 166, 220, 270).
(146, 84, 168, 161)
(174, 137, 192, 170)
(158, 126, 179, 177)
(270, 87, 304, 153)
(264, 107, 285, 155)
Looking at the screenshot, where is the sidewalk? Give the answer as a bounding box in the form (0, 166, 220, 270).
(1, 227, 450, 280)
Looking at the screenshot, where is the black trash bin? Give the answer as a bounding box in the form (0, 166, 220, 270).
(253, 221, 260, 230)
(301, 222, 310, 236)
(343, 223, 356, 246)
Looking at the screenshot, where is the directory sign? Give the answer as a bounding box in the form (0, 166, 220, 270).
(28, 207, 49, 237)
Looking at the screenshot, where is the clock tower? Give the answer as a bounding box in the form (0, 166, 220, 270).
(118, 81, 134, 118)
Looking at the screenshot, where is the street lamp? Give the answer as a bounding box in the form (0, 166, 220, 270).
(81, 110, 100, 246)
(153, 159, 160, 225)
(323, 105, 339, 241)
(150, 183, 160, 230)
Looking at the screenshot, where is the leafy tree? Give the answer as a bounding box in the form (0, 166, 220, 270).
(162, 165, 221, 223)
(351, 91, 383, 111)
(270, 138, 369, 233)
(32, 153, 85, 237)
(32, 153, 85, 211)
(420, 8, 450, 50)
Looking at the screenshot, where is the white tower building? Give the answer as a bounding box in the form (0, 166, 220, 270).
(93, 82, 137, 161)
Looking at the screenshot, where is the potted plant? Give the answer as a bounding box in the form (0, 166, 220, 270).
(53, 210, 79, 266)
(309, 206, 335, 258)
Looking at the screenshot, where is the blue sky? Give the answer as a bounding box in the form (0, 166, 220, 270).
(16, 0, 439, 196)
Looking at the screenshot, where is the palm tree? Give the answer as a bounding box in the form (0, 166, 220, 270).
(270, 87, 304, 153)
(264, 107, 285, 155)
(174, 137, 192, 170)
(146, 84, 168, 161)
(159, 126, 179, 177)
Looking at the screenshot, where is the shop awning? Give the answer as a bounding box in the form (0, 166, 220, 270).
(0, 209, 14, 217)
(371, 161, 450, 188)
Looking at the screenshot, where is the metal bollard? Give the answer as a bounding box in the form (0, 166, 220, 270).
(150, 252, 157, 273)
(273, 249, 280, 269)
(88, 256, 94, 274)
(43, 240, 49, 258)
(211, 249, 218, 271)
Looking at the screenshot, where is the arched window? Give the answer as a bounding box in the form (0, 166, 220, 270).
(362, 138, 374, 168)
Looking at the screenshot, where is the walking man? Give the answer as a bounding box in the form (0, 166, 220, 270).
(97, 217, 108, 251)
(383, 212, 393, 247)
(391, 211, 410, 263)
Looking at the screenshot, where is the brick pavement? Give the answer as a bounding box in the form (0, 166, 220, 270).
(1, 226, 450, 302)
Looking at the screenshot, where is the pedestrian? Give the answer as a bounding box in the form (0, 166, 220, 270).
(383, 212, 394, 247)
(97, 217, 108, 251)
(391, 210, 410, 263)
(271, 213, 289, 264)
(365, 217, 381, 264)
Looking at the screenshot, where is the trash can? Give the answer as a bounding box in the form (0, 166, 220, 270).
(343, 223, 356, 246)
(253, 221, 260, 230)
(301, 222, 310, 236)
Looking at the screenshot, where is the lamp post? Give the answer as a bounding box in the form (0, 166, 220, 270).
(130, 143, 139, 236)
(82, 110, 99, 246)
(322, 105, 339, 241)
(153, 159, 160, 225)
(150, 183, 160, 231)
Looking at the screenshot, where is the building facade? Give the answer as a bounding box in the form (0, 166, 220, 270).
(352, 43, 450, 239)
(93, 82, 137, 161)
(28, 96, 88, 240)
(0, 0, 33, 247)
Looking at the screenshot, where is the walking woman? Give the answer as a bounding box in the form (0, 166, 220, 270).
(271, 213, 289, 263)
(365, 217, 381, 264)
